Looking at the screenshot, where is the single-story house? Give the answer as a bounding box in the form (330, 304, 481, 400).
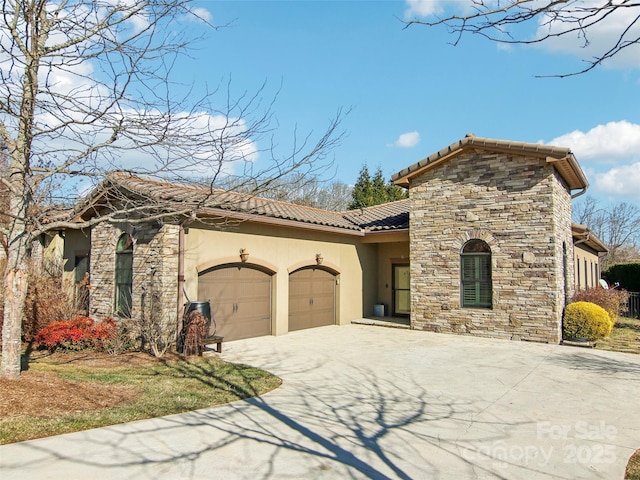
(572, 223, 608, 290)
(61, 134, 608, 345)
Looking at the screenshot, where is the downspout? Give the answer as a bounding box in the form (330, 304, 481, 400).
(574, 231, 590, 246)
(176, 216, 194, 346)
(177, 224, 185, 330)
(571, 187, 587, 199)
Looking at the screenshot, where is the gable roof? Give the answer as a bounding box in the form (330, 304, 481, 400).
(391, 133, 589, 191)
(74, 173, 409, 236)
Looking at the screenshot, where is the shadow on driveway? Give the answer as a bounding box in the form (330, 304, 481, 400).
(2, 325, 639, 479)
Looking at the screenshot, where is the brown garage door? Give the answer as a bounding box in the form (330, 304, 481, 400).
(289, 267, 336, 332)
(198, 264, 271, 341)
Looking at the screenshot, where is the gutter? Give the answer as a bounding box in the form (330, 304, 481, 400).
(574, 231, 591, 246)
(571, 187, 587, 199)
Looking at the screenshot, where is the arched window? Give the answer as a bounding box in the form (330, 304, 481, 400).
(115, 233, 133, 318)
(461, 239, 492, 308)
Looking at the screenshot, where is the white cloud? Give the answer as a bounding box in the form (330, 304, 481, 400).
(548, 121, 640, 162)
(1, 2, 253, 182)
(404, 0, 475, 19)
(389, 131, 421, 148)
(404, 0, 445, 18)
(547, 121, 640, 201)
(591, 162, 640, 199)
(190, 7, 213, 23)
(534, 1, 640, 69)
(404, 0, 640, 69)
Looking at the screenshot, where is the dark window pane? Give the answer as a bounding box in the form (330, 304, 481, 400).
(462, 239, 490, 253)
(115, 234, 133, 318)
(461, 240, 492, 308)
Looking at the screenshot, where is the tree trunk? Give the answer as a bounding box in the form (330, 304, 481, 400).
(2, 241, 29, 379)
(0, 1, 42, 379)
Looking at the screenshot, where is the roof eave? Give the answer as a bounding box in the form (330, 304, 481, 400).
(361, 229, 409, 244)
(198, 207, 365, 236)
(551, 153, 589, 191)
(572, 223, 608, 253)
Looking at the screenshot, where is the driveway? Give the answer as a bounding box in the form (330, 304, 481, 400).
(1, 324, 639, 479)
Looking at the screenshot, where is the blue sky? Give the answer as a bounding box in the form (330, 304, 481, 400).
(178, 1, 640, 207)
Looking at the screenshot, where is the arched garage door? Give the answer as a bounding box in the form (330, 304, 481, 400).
(198, 264, 272, 341)
(289, 267, 336, 332)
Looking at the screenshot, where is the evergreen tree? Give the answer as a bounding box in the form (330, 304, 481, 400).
(348, 164, 408, 210)
(348, 165, 373, 210)
(387, 183, 408, 202)
(372, 168, 389, 205)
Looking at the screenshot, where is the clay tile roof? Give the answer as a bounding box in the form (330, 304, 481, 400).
(102, 173, 362, 231)
(392, 133, 589, 191)
(343, 199, 410, 231)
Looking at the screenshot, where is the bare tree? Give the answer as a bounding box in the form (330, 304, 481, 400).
(314, 180, 353, 212)
(573, 196, 640, 268)
(0, 0, 342, 379)
(220, 172, 353, 211)
(404, 1, 640, 77)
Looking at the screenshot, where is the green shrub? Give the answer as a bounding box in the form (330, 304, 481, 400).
(572, 287, 628, 325)
(563, 301, 613, 341)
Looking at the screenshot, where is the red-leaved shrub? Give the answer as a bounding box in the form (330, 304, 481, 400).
(35, 316, 117, 351)
(572, 287, 629, 325)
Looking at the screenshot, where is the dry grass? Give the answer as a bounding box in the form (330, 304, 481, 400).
(596, 317, 640, 355)
(593, 317, 640, 478)
(0, 349, 281, 444)
(627, 449, 640, 480)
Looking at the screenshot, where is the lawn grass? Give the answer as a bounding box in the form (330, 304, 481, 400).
(596, 316, 640, 355)
(0, 352, 281, 444)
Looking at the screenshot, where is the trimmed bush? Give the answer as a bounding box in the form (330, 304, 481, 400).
(572, 287, 628, 325)
(604, 263, 640, 292)
(35, 316, 117, 352)
(563, 301, 613, 341)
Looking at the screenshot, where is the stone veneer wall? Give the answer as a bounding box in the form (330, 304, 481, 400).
(89, 222, 180, 327)
(552, 170, 575, 331)
(409, 150, 574, 343)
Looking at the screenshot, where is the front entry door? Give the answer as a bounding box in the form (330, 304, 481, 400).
(393, 264, 410, 316)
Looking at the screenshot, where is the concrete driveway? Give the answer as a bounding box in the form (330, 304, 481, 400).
(1, 324, 639, 479)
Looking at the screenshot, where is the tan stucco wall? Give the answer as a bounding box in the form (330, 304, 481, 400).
(183, 221, 377, 335)
(574, 244, 601, 290)
(61, 228, 91, 294)
(375, 241, 410, 315)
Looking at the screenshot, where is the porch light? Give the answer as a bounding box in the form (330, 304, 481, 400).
(239, 248, 249, 263)
(316, 253, 324, 265)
